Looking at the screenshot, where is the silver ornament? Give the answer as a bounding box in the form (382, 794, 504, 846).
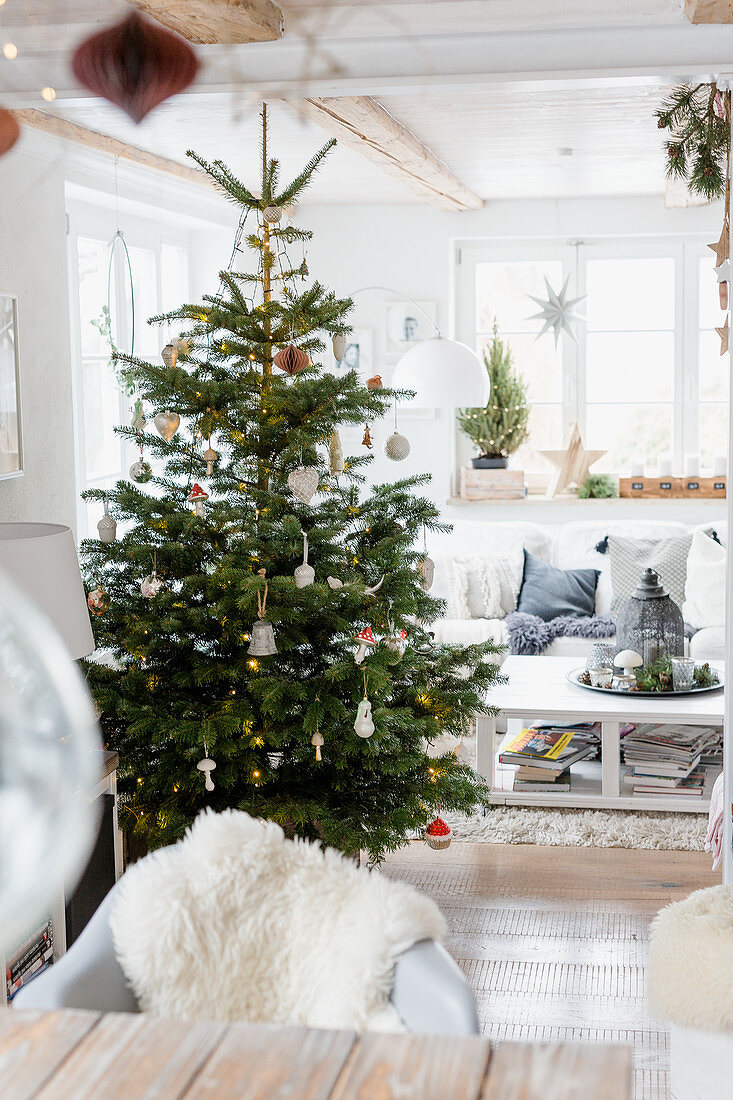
(97, 498, 116, 544)
(287, 465, 319, 504)
(197, 755, 216, 792)
(384, 430, 410, 461)
(161, 343, 178, 369)
(154, 410, 180, 442)
(329, 429, 344, 475)
(248, 619, 278, 656)
(417, 555, 435, 591)
(294, 531, 315, 588)
(332, 333, 347, 362)
(129, 459, 153, 483)
(263, 205, 282, 224)
(354, 697, 375, 738)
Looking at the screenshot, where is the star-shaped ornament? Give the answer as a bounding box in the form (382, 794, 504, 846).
(715, 315, 729, 356)
(527, 276, 587, 346)
(540, 423, 606, 499)
(715, 260, 731, 284)
(708, 223, 730, 267)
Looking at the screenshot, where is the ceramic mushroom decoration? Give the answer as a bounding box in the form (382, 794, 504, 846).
(354, 626, 377, 665)
(614, 650, 643, 677)
(187, 483, 209, 517)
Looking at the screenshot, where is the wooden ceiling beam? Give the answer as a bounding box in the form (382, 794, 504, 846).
(685, 0, 733, 21)
(288, 96, 483, 213)
(129, 0, 284, 44)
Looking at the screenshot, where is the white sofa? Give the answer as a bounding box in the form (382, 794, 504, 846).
(429, 519, 725, 662)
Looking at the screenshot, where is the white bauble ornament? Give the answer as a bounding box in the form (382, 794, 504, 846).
(197, 755, 216, 792)
(384, 430, 410, 461)
(287, 465, 319, 504)
(129, 459, 153, 483)
(354, 697, 375, 738)
(154, 410, 180, 442)
(161, 343, 178, 369)
(329, 429, 344, 475)
(97, 498, 116, 544)
(140, 571, 163, 598)
(263, 205, 282, 224)
(417, 555, 435, 591)
(332, 333, 347, 362)
(294, 532, 315, 588)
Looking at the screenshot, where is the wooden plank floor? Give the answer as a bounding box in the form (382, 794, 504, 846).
(383, 841, 720, 1100)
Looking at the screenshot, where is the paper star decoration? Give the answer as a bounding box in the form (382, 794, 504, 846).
(540, 423, 606, 499)
(708, 223, 729, 267)
(527, 276, 587, 346)
(715, 315, 729, 356)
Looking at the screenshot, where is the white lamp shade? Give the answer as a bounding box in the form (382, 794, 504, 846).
(391, 337, 490, 409)
(0, 523, 95, 659)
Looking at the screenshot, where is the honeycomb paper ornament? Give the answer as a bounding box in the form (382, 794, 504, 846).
(263, 205, 282, 224)
(274, 344, 310, 376)
(384, 430, 410, 461)
(287, 465, 319, 504)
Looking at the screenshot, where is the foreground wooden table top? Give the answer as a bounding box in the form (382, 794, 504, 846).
(0, 1008, 630, 1099)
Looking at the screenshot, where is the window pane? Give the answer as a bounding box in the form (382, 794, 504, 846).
(699, 257, 723, 330)
(161, 243, 189, 315)
(125, 245, 159, 357)
(586, 332, 674, 403)
(479, 330, 562, 403)
(475, 260, 563, 332)
(512, 404, 564, 473)
(586, 257, 675, 331)
(586, 404, 673, 472)
(77, 237, 111, 358)
(699, 330, 730, 401)
(699, 404, 728, 468)
(82, 358, 121, 480)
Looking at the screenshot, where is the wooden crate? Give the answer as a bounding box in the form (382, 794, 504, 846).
(619, 476, 726, 499)
(459, 467, 525, 500)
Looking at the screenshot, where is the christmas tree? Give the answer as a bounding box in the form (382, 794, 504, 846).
(80, 107, 502, 863)
(457, 322, 529, 460)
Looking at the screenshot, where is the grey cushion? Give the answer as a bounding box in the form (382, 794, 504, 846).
(607, 533, 692, 617)
(516, 550, 599, 621)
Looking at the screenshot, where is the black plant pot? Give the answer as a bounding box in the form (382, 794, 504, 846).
(472, 456, 508, 469)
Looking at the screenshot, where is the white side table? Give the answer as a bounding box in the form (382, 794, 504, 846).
(478, 656, 724, 813)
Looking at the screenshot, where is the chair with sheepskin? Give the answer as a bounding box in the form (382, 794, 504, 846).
(15, 810, 478, 1035)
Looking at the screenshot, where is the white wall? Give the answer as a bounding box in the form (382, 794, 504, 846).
(299, 194, 726, 532)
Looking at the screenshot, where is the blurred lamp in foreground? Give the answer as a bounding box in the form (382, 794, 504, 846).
(392, 336, 490, 408)
(0, 571, 101, 953)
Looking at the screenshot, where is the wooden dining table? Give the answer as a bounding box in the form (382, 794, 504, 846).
(0, 1008, 631, 1099)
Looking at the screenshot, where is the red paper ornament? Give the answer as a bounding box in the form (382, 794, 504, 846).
(424, 816, 452, 850)
(273, 344, 310, 376)
(71, 12, 199, 124)
(0, 109, 20, 157)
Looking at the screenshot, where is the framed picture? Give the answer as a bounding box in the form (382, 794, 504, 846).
(0, 293, 22, 479)
(331, 328, 374, 382)
(385, 300, 437, 354)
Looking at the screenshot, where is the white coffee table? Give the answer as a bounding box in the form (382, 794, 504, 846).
(477, 655, 724, 813)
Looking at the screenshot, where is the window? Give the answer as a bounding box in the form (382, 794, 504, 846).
(68, 207, 191, 537)
(456, 238, 723, 486)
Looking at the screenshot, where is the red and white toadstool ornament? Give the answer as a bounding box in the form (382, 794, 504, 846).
(187, 483, 209, 517)
(354, 626, 376, 665)
(424, 815, 452, 850)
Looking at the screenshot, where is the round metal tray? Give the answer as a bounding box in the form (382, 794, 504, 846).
(567, 667, 724, 698)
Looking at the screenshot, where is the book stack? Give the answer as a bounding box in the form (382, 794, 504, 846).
(5, 919, 53, 1001)
(499, 724, 597, 792)
(622, 724, 719, 797)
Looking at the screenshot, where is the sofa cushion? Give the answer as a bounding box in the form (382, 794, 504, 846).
(516, 550, 599, 621)
(683, 529, 726, 629)
(606, 532, 692, 617)
(432, 547, 524, 620)
(688, 627, 725, 662)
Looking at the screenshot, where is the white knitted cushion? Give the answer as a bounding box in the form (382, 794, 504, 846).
(683, 529, 726, 629)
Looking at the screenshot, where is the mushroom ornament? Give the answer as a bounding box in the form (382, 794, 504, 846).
(187, 483, 209, 517)
(204, 442, 218, 477)
(311, 729, 324, 761)
(354, 626, 377, 665)
(424, 815, 452, 850)
(614, 650, 643, 677)
(197, 749, 216, 792)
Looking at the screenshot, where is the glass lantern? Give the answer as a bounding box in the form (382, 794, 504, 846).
(615, 568, 684, 666)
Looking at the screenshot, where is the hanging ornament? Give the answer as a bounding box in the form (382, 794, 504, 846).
(287, 465, 319, 504)
(354, 674, 375, 739)
(385, 431, 410, 461)
(527, 276, 586, 346)
(97, 496, 117, 544)
(385, 627, 408, 658)
(424, 813, 452, 850)
(708, 222, 730, 268)
(417, 527, 435, 591)
(364, 576, 385, 597)
(311, 726, 324, 762)
(0, 109, 20, 157)
(172, 336, 193, 356)
(716, 260, 731, 310)
(362, 424, 373, 449)
(204, 440, 218, 477)
(299, 258, 309, 278)
(716, 315, 729, 356)
(329, 429, 344, 475)
(161, 343, 178, 369)
(71, 11, 199, 124)
(294, 530, 315, 588)
(187, 483, 209, 517)
(248, 569, 278, 656)
(154, 409, 180, 442)
(366, 375, 382, 389)
(197, 743, 216, 792)
(354, 626, 377, 665)
(140, 551, 163, 598)
(327, 576, 344, 590)
(274, 344, 310, 376)
(131, 399, 146, 433)
(87, 586, 110, 617)
(262, 205, 282, 224)
(332, 333, 347, 362)
(129, 458, 153, 484)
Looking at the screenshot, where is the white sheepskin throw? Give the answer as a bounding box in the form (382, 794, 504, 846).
(649, 885, 733, 1031)
(110, 809, 445, 1032)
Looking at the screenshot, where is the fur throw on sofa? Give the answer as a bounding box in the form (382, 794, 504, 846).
(110, 809, 445, 1032)
(504, 611, 616, 655)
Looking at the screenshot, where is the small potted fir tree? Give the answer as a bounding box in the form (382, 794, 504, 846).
(458, 322, 529, 468)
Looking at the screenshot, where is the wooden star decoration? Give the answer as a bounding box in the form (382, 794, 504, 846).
(715, 315, 729, 356)
(540, 422, 607, 499)
(708, 222, 730, 267)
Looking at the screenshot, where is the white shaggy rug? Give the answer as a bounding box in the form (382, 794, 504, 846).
(445, 806, 707, 851)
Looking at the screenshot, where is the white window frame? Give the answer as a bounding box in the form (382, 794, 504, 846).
(454, 234, 715, 481)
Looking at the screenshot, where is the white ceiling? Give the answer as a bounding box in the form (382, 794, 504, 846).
(0, 0, 724, 205)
